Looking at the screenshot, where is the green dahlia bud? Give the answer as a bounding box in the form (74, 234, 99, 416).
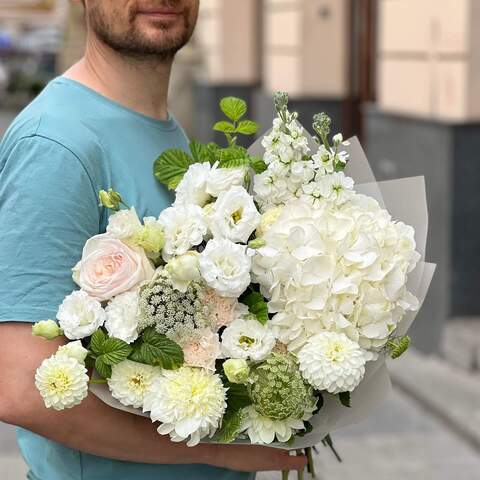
(248, 352, 314, 420)
(32, 320, 63, 340)
(247, 238, 266, 249)
(98, 188, 123, 210)
(312, 112, 332, 139)
(223, 358, 250, 384)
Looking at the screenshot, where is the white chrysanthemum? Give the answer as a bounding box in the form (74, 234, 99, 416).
(56, 341, 88, 364)
(240, 402, 316, 445)
(35, 355, 89, 410)
(106, 206, 142, 239)
(174, 162, 212, 207)
(221, 318, 275, 362)
(206, 166, 246, 197)
(210, 186, 261, 243)
(298, 331, 366, 394)
(158, 204, 207, 260)
(105, 291, 140, 344)
(108, 360, 160, 409)
(57, 290, 106, 340)
(199, 238, 252, 297)
(143, 367, 227, 447)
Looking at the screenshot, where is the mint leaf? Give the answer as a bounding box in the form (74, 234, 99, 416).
(153, 148, 194, 190)
(338, 391, 351, 408)
(217, 409, 244, 443)
(90, 329, 107, 355)
(226, 382, 252, 410)
(250, 156, 267, 174)
(99, 338, 132, 366)
(220, 97, 247, 122)
(189, 140, 216, 164)
(95, 356, 112, 379)
(240, 291, 269, 325)
(138, 327, 184, 369)
(213, 121, 236, 133)
(235, 120, 258, 135)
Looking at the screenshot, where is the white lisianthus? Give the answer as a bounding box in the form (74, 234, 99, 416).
(298, 331, 366, 394)
(199, 238, 252, 297)
(105, 291, 140, 344)
(106, 207, 142, 239)
(108, 360, 160, 409)
(56, 341, 88, 364)
(174, 162, 212, 207)
(158, 205, 207, 260)
(57, 290, 106, 340)
(165, 251, 201, 292)
(221, 318, 276, 362)
(143, 367, 227, 447)
(35, 355, 89, 410)
(206, 166, 246, 197)
(210, 186, 261, 243)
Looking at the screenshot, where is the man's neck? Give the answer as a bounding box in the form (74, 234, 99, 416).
(64, 34, 172, 121)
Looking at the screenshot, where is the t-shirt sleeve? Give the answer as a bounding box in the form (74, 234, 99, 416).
(0, 135, 100, 323)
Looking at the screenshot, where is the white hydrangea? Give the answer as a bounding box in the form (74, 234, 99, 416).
(158, 204, 207, 260)
(35, 355, 89, 410)
(106, 207, 142, 239)
(105, 291, 141, 344)
(199, 238, 252, 297)
(57, 290, 106, 340)
(221, 318, 276, 362)
(206, 166, 246, 197)
(174, 162, 212, 207)
(108, 360, 160, 409)
(298, 331, 366, 394)
(143, 367, 227, 447)
(210, 186, 261, 243)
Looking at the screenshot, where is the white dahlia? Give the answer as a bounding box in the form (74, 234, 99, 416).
(108, 360, 160, 409)
(35, 355, 89, 410)
(57, 290, 106, 340)
(298, 331, 366, 394)
(105, 291, 140, 344)
(143, 367, 227, 447)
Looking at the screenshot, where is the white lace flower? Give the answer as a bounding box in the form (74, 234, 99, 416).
(143, 367, 227, 447)
(199, 238, 252, 297)
(206, 166, 246, 197)
(106, 207, 142, 239)
(108, 360, 161, 409)
(298, 331, 366, 394)
(221, 318, 275, 361)
(158, 204, 207, 260)
(210, 186, 261, 243)
(57, 290, 106, 340)
(35, 355, 89, 410)
(105, 291, 140, 344)
(174, 162, 212, 207)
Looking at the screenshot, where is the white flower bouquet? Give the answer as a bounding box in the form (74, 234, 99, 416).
(32, 93, 435, 476)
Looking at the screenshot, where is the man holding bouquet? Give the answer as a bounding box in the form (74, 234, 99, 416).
(0, 1, 306, 479)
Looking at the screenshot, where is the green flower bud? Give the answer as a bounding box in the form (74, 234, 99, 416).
(223, 358, 250, 384)
(32, 320, 63, 340)
(132, 220, 165, 253)
(99, 188, 123, 210)
(248, 238, 266, 249)
(56, 340, 89, 364)
(313, 112, 332, 139)
(274, 91, 289, 114)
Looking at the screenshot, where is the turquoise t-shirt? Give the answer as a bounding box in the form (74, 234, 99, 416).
(0, 77, 252, 480)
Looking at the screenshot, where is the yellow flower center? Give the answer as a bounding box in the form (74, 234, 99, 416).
(325, 341, 346, 362)
(239, 335, 255, 347)
(47, 370, 73, 395)
(128, 374, 148, 395)
(231, 208, 243, 224)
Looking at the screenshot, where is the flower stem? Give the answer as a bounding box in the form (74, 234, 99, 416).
(282, 470, 289, 480)
(306, 447, 316, 478)
(89, 378, 107, 385)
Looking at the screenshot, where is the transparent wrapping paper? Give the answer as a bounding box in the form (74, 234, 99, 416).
(90, 129, 436, 449)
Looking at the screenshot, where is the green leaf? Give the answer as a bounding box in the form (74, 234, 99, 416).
(235, 120, 258, 135)
(90, 329, 107, 355)
(153, 148, 194, 190)
(240, 291, 269, 325)
(388, 335, 411, 359)
(128, 339, 145, 363)
(213, 121, 236, 133)
(99, 338, 132, 366)
(215, 146, 250, 169)
(226, 382, 252, 410)
(95, 356, 112, 379)
(189, 140, 216, 164)
(249, 156, 267, 174)
(338, 391, 351, 408)
(138, 327, 184, 369)
(217, 409, 244, 443)
(295, 421, 313, 438)
(220, 97, 247, 122)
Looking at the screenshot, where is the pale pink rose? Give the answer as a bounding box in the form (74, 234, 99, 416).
(202, 289, 238, 329)
(78, 233, 155, 302)
(181, 329, 221, 371)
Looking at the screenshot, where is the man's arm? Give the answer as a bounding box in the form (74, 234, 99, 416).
(0, 323, 306, 472)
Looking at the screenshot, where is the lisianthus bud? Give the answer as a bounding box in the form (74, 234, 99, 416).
(56, 340, 89, 364)
(248, 238, 266, 249)
(32, 320, 63, 340)
(223, 358, 250, 384)
(131, 217, 165, 253)
(99, 189, 123, 210)
(165, 251, 201, 292)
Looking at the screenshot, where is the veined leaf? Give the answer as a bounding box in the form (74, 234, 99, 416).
(338, 391, 351, 408)
(138, 327, 184, 369)
(220, 97, 247, 122)
(213, 121, 236, 133)
(95, 356, 112, 379)
(249, 156, 267, 174)
(235, 120, 258, 135)
(189, 140, 216, 164)
(153, 148, 194, 190)
(226, 382, 252, 410)
(90, 329, 107, 355)
(99, 338, 132, 366)
(217, 409, 244, 444)
(240, 291, 269, 325)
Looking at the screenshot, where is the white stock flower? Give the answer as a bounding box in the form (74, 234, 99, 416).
(56, 341, 88, 364)
(199, 238, 252, 297)
(174, 162, 212, 207)
(165, 251, 201, 292)
(57, 290, 106, 340)
(106, 207, 142, 239)
(35, 355, 89, 410)
(108, 360, 160, 409)
(143, 367, 227, 447)
(221, 318, 276, 362)
(210, 186, 261, 243)
(206, 166, 246, 197)
(158, 204, 207, 260)
(105, 291, 141, 344)
(298, 331, 366, 394)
